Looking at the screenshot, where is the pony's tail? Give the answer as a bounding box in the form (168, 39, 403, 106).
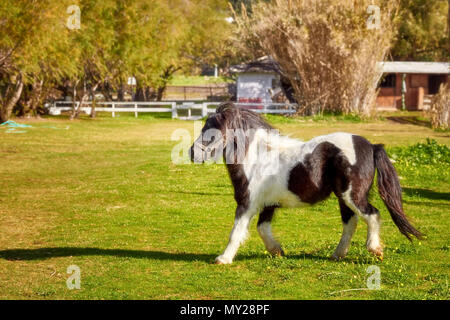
(373, 144, 423, 241)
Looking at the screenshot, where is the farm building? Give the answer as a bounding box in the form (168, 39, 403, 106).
(377, 62, 450, 111)
(231, 58, 449, 111)
(230, 56, 295, 105)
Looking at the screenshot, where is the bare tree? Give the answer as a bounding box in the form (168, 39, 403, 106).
(429, 84, 450, 130)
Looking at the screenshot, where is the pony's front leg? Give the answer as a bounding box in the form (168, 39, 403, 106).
(215, 205, 256, 265)
(257, 206, 284, 256)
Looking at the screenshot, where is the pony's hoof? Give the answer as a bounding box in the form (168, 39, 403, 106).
(330, 253, 344, 261)
(214, 256, 232, 265)
(368, 247, 384, 261)
(269, 247, 285, 257)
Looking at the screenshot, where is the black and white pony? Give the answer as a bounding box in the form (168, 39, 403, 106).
(189, 102, 422, 264)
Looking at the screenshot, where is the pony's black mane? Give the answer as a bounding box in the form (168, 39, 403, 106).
(214, 102, 274, 131)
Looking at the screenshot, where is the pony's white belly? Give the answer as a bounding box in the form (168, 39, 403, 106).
(277, 191, 308, 208)
(247, 176, 307, 208)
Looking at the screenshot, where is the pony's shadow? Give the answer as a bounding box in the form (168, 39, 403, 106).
(403, 187, 450, 201)
(0, 247, 215, 262)
(0, 247, 332, 263)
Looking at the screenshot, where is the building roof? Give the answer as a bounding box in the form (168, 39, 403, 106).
(230, 56, 281, 74)
(380, 61, 450, 74)
(232, 58, 450, 75)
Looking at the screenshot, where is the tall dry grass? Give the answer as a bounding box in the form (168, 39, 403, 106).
(232, 0, 399, 116)
(429, 83, 450, 130)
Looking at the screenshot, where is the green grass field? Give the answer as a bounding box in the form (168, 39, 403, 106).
(168, 75, 233, 86)
(0, 113, 448, 300)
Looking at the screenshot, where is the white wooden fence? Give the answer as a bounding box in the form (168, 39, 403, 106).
(49, 101, 297, 120)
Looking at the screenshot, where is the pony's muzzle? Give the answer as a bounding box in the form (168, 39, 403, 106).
(189, 144, 205, 163)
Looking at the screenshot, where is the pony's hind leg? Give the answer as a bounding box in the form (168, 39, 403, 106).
(361, 204, 382, 258)
(332, 136, 383, 259)
(257, 206, 284, 256)
(331, 200, 358, 260)
(215, 205, 256, 265)
(342, 187, 383, 259)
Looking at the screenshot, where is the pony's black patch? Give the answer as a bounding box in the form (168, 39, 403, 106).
(287, 142, 341, 204)
(226, 163, 250, 214)
(257, 205, 279, 226)
(349, 135, 376, 208)
(338, 199, 355, 224)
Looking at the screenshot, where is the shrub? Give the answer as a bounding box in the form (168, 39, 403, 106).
(390, 138, 450, 166)
(232, 0, 399, 116)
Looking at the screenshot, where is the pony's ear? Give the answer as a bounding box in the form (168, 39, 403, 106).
(212, 111, 225, 126)
(216, 102, 236, 114)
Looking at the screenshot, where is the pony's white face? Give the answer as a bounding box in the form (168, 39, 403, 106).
(189, 115, 225, 163)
